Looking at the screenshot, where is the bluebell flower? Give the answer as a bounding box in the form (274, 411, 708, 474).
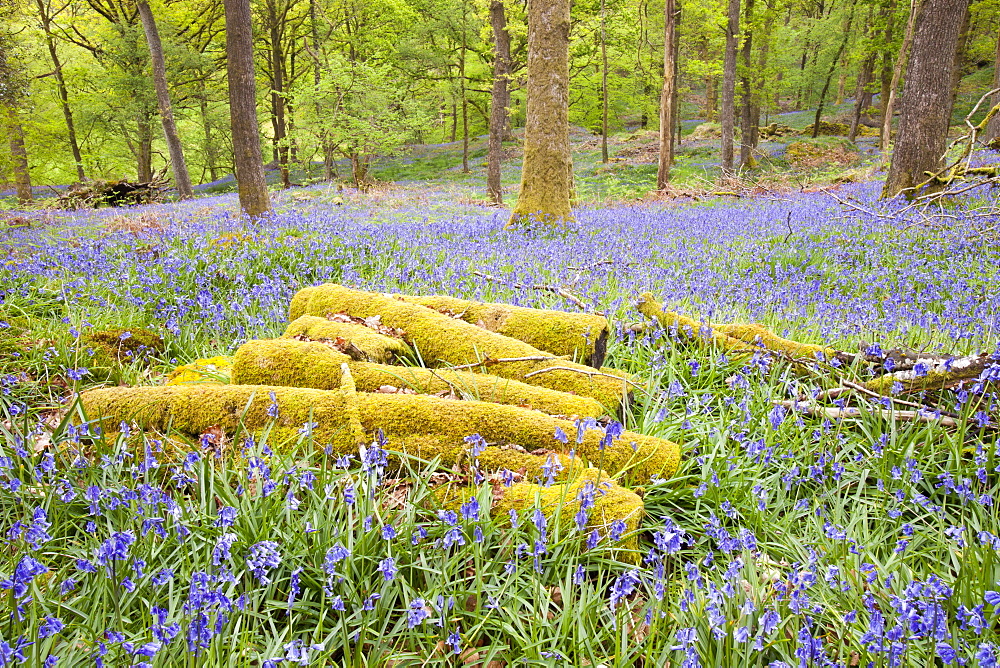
(246, 541, 282, 585)
(377, 557, 397, 581)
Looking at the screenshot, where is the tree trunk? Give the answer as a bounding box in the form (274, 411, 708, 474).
(988, 26, 1000, 142)
(137, 0, 193, 199)
(656, 0, 676, 188)
(461, 0, 470, 174)
(738, 0, 755, 169)
(600, 0, 609, 164)
(487, 0, 511, 205)
(882, 0, 969, 198)
(948, 3, 971, 115)
(267, 0, 290, 189)
(509, 0, 573, 226)
(198, 76, 219, 182)
(849, 55, 876, 142)
(6, 107, 32, 204)
(720, 0, 740, 175)
(136, 113, 154, 182)
(880, 0, 920, 153)
(224, 0, 271, 217)
(812, 3, 856, 139)
(878, 0, 896, 137)
(34, 0, 84, 182)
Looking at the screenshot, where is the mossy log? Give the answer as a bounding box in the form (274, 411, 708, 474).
(166, 356, 233, 385)
(637, 293, 841, 361)
(231, 338, 605, 418)
(79, 385, 679, 481)
(497, 468, 644, 556)
(289, 284, 632, 410)
(391, 293, 608, 367)
(282, 315, 412, 364)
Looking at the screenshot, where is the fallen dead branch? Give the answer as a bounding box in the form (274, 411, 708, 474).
(777, 400, 959, 428)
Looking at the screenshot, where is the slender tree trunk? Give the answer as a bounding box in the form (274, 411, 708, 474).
(450, 98, 458, 142)
(198, 77, 219, 181)
(672, 3, 681, 147)
(600, 0, 609, 164)
(224, 0, 271, 217)
(738, 0, 755, 169)
(720, 0, 741, 175)
(882, 0, 969, 198)
(6, 107, 32, 204)
(988, 26, 1000, 142)
(461, 0, 469, 173)
(509, 0, 573, 226)
(267, 1, 290, 189)
(880, 0, 920, 153)
(948, 4, 971, 114)
(487, 0, 511, 205)
(136, 113, 154, 182)
(656, 0, 676, 188)
(34, 0, 84, 182)
(137, 0, 193, 199)
(812, 3, 856, 139)
(849, 55, 876, 142)
(878, 0, 896, 134)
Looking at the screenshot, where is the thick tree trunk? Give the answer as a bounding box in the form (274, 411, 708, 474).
(509, 0, 573, 226)
(882, 0, 969, 198)
(988, 26, 1000, 142)
(738, 0, 755, 169)
(880, 0, 920, 153)
(656, 0, 676, 188)
(224, 0, 271, 217)
(6, 107, 31, 204)
(35, 0, 84, 182)
(137, 0, 193, 199)
(487, 0, 511, 205)
(720, 0, 740, 175)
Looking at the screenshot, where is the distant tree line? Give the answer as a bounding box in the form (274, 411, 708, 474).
(0, 0, 997, 209)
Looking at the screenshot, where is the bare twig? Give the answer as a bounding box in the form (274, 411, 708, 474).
(522, 365, 644, 388)
(445, 355, 560, 372)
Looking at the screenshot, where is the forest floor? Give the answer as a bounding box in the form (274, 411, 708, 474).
(1, 91, 1000, 665)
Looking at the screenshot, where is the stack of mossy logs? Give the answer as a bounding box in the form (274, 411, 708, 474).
(81, 284, 682, 551)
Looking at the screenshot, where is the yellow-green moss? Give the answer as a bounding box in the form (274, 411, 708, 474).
(80, 385, 360, 453)
(355, 393, 679, 481)
(496, 468, 644, 559)
(396, 294, 609, 367)
(231, 338, 604, 418)
(282, 315, 412, 363)
(638, 293, 839, 360)
(388, 434, 584, 481)
(863, 364, 986, 395)
(166, 356, 233, 385)
(81, 327, 164, 372)
(288, 284, 632, 409)
(80, 384, 680, 480)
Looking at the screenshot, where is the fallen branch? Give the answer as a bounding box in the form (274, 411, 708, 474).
(446, 355, 561, 372)
(777, 400, 959, 427)
(522, 365, 645, 389)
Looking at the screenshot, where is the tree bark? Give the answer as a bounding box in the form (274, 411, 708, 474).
(137, 0, 193, 199)
(266, 0, 290, 189)
(738, 0, 755, 169)
(461, 0, 470, 174)
(988, 25, 1000, 142)
(882, 0, 969, 198)
(34, 0, 85, 182)
(880, 0, 920, 153)
(509, 0, 573, 226)
(878, 0, 896, 137)
(136, 113, 154, 182)
(600, 0, 609, 164)
(6, 107, 32, 204)
(656, 0, 676, 188)
(487, 0, 511, 205)
(948, 3, 971, 115)
(224, 0, 271, 217)
(720, 0, 740, 175)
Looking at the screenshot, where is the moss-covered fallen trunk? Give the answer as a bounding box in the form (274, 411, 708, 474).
(289, 284, 632, 410)
(863, 353, 995, 395)
(231, 338, 605, 418)
(282, 315, 412, 364)
(637, 292, 842, 361)
(391, 293, 608, 367)
(79, 385, 680, 481)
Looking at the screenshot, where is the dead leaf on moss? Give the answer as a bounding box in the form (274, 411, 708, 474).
(199, 425, 228, 456)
